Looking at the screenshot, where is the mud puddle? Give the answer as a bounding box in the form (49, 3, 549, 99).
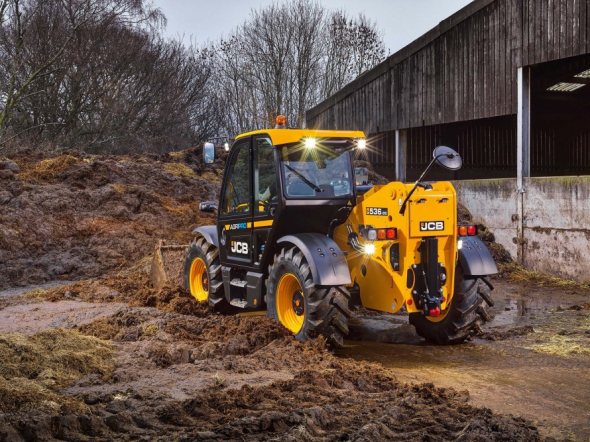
(337, 280, 590, 440)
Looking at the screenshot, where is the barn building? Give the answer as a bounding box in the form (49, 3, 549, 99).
(306, 0, 590, 282)
(306, 0, 590, 185)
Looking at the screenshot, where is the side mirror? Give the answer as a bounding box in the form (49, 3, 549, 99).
(199, 201, 218, 213)
(203, 142, 215, 164)
(433, 146, 462, 171)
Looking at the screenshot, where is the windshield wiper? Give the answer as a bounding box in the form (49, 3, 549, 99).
(285, 164, 322, 193)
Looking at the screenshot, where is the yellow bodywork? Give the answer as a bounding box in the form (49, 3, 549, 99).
(333, 181, 458, 315)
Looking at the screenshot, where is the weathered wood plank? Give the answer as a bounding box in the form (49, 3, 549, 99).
(540, 0, 547, 62)
(522, 0, 531, 66)
(573, 0, 580, 55)
(559, 0, 571, 58)
(580, 0, 587, 54)
(499, 0, 507, 115)
(548, 0, 555, 60)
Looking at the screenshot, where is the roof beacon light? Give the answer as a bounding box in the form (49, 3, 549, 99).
(275, 115, 287, 129)
(358, 139, 367, 149)
(305, 137, 316, 149)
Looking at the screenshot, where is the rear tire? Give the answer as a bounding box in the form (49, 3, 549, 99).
(183, 236, 234, 314)
(267, 246, 351, 349)
(409, 264, 492, 345)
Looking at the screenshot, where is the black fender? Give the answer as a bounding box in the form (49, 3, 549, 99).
(277, 233, 352, 287)
(458, 236, 498, 277)
(191, 226, 218, 248)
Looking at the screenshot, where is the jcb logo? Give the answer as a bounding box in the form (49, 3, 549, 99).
(420, 221, 445, 232)
(231, 241, 249, 255)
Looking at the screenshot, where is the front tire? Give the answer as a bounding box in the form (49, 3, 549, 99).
(183, 236, 233, 314)
(267, 246, 351, 349)
(409, 265, 492, 345)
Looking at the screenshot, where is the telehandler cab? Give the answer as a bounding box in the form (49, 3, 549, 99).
(185, 117, 498, 347)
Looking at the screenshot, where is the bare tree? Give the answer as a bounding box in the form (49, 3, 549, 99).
(322, 10, 387, 97)
(0, 0, 164, 142)
(211, 0, 387, 137)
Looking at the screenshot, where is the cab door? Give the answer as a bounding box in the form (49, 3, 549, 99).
(252, 135, 279, 269)
(218, 137, 255, 268)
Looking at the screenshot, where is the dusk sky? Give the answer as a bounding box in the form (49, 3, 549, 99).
(152, 0, 473, 54)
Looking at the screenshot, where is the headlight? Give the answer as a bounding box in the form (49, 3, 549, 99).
(357, 139, 367, 149)
(457, 239, 463, 250)
(305, 138, 316, 148)
(364, 244, 376, 255)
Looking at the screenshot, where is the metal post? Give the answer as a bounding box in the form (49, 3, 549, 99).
(516, 66, 531, 264)
(395, 129, 407, 182)
(517, 66, 531, 190)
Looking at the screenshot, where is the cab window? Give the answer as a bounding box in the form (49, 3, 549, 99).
(254, 136, 276, 215)
(221, 140, 250, 215)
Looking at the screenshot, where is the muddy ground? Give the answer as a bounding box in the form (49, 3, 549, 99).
(1, 152, 589, 441)
(0, 266, 589, 441)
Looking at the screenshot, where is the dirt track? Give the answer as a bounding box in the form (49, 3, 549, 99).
(1, 152, 589, 441)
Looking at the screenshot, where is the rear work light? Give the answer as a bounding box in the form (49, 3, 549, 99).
(457, 225, 478, 236)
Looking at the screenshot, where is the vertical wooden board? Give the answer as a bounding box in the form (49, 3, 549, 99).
(409, 55, 416, 127)
(573, 0, 580, 55)
(540, 0, 547, 62)
(492, 2, 499, 117)
(534, 0, 541, 63)
(401, 63, 407, 129)
(559, 0, 569, 58)
(483, 10, 489, 119)
(566, 0, 575, 57)
(453, 28, 460, 122)
(461, 22, 467, 121)
(548, 0, 555, 60)
(498, 0, 508, 115)
(385, 70, 392, 131)
(556, 0, 562, 59)
(442, 35, 450, 124)
(436, 39, 444, 124)
(491, 2, 498, 117)
(471, 17, 480, 119)
(523, 0, 529, 65)
(412, 57, 416, 129)
(417, 50, 423, 125)
(580, 0, 587, 54)
(479, 11, 485, 120)
(469, 16, 476, 120)
(391, 67, 397, 130)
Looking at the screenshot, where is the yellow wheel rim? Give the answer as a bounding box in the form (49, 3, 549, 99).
(276, 273, 305, 334)
(189, 258, 209, 302)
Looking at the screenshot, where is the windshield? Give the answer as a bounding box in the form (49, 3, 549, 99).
(279, 141, 354, 198)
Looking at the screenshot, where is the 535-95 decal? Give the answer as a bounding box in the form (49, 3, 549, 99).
(366, 207, 388, 216)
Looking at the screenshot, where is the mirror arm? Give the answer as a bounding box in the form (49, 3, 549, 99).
(398, 154, 452, 216)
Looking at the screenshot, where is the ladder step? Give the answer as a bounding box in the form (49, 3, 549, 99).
(230, 299, 248, 308)
(230, 279, 247, 288)
(210, 281, 223, 293)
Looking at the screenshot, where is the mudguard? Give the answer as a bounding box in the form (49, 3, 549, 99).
(278, 233, 352, 287)
(458, 236, 498, 276)
(192, 226, 218, 247)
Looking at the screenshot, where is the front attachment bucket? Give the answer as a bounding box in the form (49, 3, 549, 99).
(150, 240, 187, 290)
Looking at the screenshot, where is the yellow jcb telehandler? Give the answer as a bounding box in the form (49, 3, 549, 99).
(181, 117, 497, 347)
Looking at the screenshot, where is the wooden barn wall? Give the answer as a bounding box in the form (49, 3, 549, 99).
(307, 0, 590, 132)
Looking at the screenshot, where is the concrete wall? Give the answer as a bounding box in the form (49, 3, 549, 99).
(454, 176, 590, 283)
